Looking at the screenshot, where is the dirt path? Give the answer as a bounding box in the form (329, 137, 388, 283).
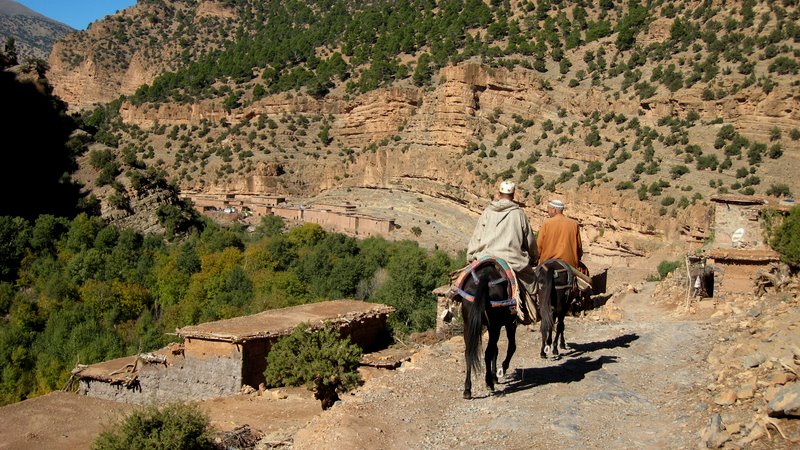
(293, 282, 714, 449)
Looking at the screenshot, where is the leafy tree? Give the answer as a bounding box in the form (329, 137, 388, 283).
(616, 0, 648, 51)
(669, 165, 690, 179)
(318, 123, 333, 146)
(412, 53, 434, 86)
(0, 217, 31, 282)
(766, 184, 792, 198)
(287, 223, 326, 247)
(264, 323, 362, 409)
(371, 241, 455, 334)
(770, 206, 800, 269)
(255, 215, 285, 239)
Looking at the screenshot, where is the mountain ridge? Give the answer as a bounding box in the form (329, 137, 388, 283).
(0, 0, 73, 61)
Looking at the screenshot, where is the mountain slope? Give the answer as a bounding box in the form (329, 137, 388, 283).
(0, 0, 72, 61)
(50, 0, 800, 254)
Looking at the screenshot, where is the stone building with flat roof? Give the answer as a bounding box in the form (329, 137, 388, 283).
(75, 300, 395, 404)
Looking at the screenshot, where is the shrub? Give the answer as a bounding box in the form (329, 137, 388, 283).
(770, 206, 800, 268)
(264, 323, 362, 409)
(657, 259, 683, 280)
(92, 403, 214, 450)
(766, 184, 792, 198)
(669, 165, 689, 179)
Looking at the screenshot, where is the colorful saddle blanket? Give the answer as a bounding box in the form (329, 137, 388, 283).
(449, 256, 522, 314)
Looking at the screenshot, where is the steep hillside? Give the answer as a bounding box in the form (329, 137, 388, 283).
(0, 0, 72, 61)
(52, 0, 800, 256)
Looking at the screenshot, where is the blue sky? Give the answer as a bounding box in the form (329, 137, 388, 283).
(17, 1, 138, 30)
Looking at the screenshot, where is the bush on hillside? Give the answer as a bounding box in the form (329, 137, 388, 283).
(770, 206, 800, 269)
(657, 259, 684, 280)
(264, 323, 362, 410)
(92, 403, 215, 450)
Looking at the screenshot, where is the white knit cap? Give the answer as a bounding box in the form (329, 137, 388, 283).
(548, 199, 565, 209)
(499, 180, 516, 194)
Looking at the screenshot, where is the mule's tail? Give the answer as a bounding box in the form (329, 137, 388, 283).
(538, 266, 555, 332)
(463, 276, 488, 376)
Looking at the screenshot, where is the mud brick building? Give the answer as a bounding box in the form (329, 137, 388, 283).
(75, 300, 394, 404)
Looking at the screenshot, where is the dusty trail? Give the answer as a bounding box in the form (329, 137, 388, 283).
(293, 282, 714, 449)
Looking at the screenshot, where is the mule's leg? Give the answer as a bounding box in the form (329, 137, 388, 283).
(463, 348, 472, 399)
(557, 313, 570, 351)
(540, 321, 552, 359)
(500, 320, 517, 378)
(485, 323, 500, 391)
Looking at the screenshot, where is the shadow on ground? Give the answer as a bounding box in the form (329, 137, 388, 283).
(567, 333, 639, 355)
(500, 333, 640, 394)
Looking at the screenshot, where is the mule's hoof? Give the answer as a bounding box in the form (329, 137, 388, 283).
(540, 353, 548, 359)
(463, 390, 472, 399)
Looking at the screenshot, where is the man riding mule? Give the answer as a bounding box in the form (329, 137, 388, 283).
(536, 199, 591, 358)
(465, 180, 538, 324)
(536, 199, 584, 274)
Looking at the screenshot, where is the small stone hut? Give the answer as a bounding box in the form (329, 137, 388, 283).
(75, 300, 395, 404)
(705, 248, 781, 300)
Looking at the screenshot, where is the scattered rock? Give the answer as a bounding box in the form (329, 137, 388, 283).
(770, 372, 797, 386)
(747, 306, 762, 318)
(700, 413, 731, 448)
(714, 390, 738, 406)
(271, 389, 288, 400)
(741, 354, 767, 369)
(766, 383, 800, 417)
(736, 422, 765, 447)
(764, 385, 781, 403)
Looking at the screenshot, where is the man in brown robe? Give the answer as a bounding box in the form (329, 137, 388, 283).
(536, 199, 583, 270)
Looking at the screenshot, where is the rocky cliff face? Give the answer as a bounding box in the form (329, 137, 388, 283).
(48, 0, 240, 109)
(111, 61, 796, 249)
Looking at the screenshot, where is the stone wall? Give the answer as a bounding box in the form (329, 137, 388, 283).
(712, 203, 765, 249)
(79, 342, 243, 404)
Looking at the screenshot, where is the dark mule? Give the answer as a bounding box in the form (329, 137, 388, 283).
(460, 263, 517, 399)
(536, 258, 578, 359)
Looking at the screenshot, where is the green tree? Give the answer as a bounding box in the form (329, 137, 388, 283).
(412, 53, 434, 86)
(255, 215, 285, 238)
(264, 323, 362, 409)
(0, 217, 31, 282)
(616, 0, 648, 51)
(770, 206, 800, 268)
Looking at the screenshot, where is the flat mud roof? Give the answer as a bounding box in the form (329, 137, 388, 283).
(176, 300, 395, 343)
(707, 248, 781, 263)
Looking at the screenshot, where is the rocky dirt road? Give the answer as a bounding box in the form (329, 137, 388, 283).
(293, 283, 716, 449)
